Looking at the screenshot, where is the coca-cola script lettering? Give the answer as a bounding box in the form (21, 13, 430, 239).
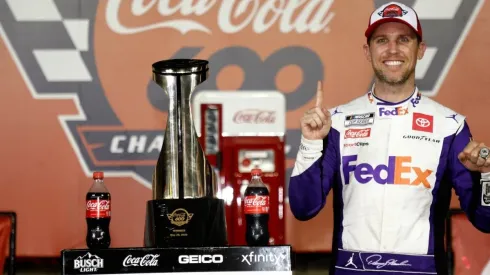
(244, 195, 269, 214)
(86, 200, 111, 218)
(106, 0, 335, 35)
(233, 110, 276, 124)
(344, 128, 371, 139)
(122, 254, 160, 267)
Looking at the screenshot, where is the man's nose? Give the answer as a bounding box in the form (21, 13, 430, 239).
(387, 40, 399, 54)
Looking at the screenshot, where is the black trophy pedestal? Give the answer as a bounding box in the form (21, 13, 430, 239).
(144, 198, 227, 248)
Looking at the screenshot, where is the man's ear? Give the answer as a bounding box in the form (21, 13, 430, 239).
(417, 40, 427, 60)
(363, 43, 372, 63)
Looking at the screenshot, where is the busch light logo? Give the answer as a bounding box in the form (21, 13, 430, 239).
(342, 155, 432, 188)
(74, 253, 104, 273)
(378, 107, 408, 117)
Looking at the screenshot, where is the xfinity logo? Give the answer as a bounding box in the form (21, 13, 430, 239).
(241, 251, 287, 266)
(74, 253, 104, 273)
(178, 254, 223, 264)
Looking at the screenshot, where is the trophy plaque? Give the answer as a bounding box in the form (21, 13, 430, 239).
(144, 59, 227, 248)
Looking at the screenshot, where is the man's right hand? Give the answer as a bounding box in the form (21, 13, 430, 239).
(300, 81, 332, 140)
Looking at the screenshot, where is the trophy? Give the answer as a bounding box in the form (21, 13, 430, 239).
(144, 59, 228, 248)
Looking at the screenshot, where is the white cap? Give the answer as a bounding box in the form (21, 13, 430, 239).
(365, 2, 422, 40)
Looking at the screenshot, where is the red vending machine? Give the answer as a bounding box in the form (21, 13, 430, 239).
(192, 91, 286, 245)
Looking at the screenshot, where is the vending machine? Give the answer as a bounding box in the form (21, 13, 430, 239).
(192, 91, 286, 245)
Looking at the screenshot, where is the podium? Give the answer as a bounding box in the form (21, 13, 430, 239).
(61, 246, 293, 275)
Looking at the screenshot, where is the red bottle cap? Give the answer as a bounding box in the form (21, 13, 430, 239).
(251, 168, 262, 176)
(93, 171, 104, 180)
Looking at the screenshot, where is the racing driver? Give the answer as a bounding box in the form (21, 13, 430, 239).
(288, 2, 490, 275)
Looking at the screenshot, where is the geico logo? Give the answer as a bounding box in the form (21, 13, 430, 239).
(342, 155, 432, 188)
(178, 255, 223, 264)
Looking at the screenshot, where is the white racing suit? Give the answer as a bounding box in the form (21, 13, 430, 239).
(289, 87, 490, 275)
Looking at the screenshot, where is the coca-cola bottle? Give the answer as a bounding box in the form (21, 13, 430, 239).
(86, 171, 111, 249)
(244, 168, 270, 246)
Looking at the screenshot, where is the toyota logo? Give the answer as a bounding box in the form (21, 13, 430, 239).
(416, 118, 431, 128)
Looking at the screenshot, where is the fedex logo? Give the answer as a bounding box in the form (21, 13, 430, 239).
(342, 155, 432, 188)
(379, 107, 408, 117)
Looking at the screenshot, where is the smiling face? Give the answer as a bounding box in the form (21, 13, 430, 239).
(364, 22, 426, 86)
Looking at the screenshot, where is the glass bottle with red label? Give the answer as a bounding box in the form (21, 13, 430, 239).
(86, 171, 111, 249)
(244, 168, 270, 246)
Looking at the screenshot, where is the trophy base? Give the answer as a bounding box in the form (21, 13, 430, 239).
(144, 198, 228, 248)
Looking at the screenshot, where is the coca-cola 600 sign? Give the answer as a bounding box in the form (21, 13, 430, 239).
(0, 0, 376, 189)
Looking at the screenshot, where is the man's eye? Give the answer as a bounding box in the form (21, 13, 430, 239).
(400, 37, 409, 42)
(376, 38, 387, 43)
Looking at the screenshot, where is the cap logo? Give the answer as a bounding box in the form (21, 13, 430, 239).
(378, 4, 408, 18)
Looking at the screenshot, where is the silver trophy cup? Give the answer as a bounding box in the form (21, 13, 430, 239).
(144, 59, 227, 248)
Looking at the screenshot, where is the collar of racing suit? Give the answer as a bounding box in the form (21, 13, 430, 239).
(367, 84, 422, 116)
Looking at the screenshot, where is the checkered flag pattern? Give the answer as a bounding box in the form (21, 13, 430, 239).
(5, 0, 92, 82)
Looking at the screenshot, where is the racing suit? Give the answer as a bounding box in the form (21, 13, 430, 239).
(289, 87, 490, 275)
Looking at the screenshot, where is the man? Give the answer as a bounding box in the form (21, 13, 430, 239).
(288, 2, 490, 275)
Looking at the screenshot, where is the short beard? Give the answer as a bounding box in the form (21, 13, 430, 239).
(373, 67, 414, 86)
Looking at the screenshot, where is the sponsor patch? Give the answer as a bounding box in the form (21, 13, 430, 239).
(342, 155, 432, 188)
(345, 128, 371, 139)
(410, 92, 421, 108)
(482, 180, 490, 206)
(344, 142, 369, 148)
(402, 135, 440, 144)
(345, 113, 375, 127)
(378, 106, 408, 117)
(378, 3, 408, 18)
(412, 113, 433, 133)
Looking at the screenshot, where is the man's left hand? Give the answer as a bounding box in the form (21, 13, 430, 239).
(458, 140, 490, 173)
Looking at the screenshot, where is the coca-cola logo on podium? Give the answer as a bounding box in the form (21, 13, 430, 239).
(233, 110, 276, 124)
(122, 254, 159, 267)
(344, 128, 371, 139)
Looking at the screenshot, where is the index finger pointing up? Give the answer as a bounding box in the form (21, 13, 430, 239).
(316, 80, 324, 107)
